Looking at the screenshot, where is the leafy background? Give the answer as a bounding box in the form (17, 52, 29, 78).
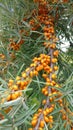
(0, 0, 73, 130)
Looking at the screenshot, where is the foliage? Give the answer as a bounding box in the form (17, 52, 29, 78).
(0, 0, 73, 130)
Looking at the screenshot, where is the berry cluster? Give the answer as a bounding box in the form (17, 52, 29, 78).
(28, 0, 73, 130)
(0, 0, 72, 130)
(5, 54, 51, 101)
(8, 38, 24, 51)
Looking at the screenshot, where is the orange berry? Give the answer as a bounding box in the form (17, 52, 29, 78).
(44, 116, 49, 123)
(44, 90, 48, 96)
(38, 127, 43, 130)
(49, 108, 54, 113)
(38, 109, 42, 113)
(42, 99, 46, 105)
(52, 58, 57, 63)
(43, 110, 47, 116)
(49, 97, 53, 102)
(7, 94, 11, 101)
(51, 80, 56, 85)
(28, 128, 33, 130)
(50, 43, 56, 49)
(22, 73, 27, 78)
(12, 85, 18, 91)
(53, 50, 59, 57)
(45, 108, 50, 114)
(15, 91, 20, 97)
(54, 66, 58, 71)
(46, 78, 50, 82)
(60, 103, 63, 107)
(42, 88, 45, 93)
(11, 93, 18, 100)
(36, 66, 40, 71)
(58, 99, 63, 103)
(30, 71, 34, 77)
(16, 80, 21, 85)
(30, 63, 35, 67)
(25, 68, 30, 72)
(49, 119, 53, 123)
(33, 70, 38, 76)
(32, 116, 38, 120)
(42, 74, 47, 79)
(51, 104, 55, 108)
(9, 79, 14, 84)
(49, 116, 53, 119)
(49, 68, 52, 72)
(39, 120, 45, 128)
(62, 115, 67, 120)
(31, 119, 37, 127)
(51, 74, 56, 79)
(16, 76, 21, 80)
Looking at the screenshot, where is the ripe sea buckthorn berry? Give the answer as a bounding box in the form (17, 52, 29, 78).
(30, 63, 36, 67)
(46, 78, 50, 82)
(49, 107, 54, 113)
(36, 66, 40, 71)
(42, 99, 46, 104)
(39, 120, 45, 128)
(50, 97, 53, 102)
(31, 119, 37, 127)
(14, 91, 20, 97)
(32, 116, 38, 120)
(7, 94, 11, 101)
(49, 119, 53, 123)
(43, 110, 47, 116)
(28, 128, 33, 130)
(50, 43, 56, 49)
(11, 93, 18, 100)
(60, 103, 63, 107)
(51, 74, 56, 79)
(45, 108, 50, 114)
(53, 50, 59, 57)
(25, 68, 30, 72)
(42, 88, 46, 93)
(16, 80, 21, 85)
(49, 116, 53, 119)
(22, 73, 27, 78)
(62, 115, 67, 120)
(33, 70, 38, 76)
(51, 80, 56, 85)
(9, 79, 14, 84)
(38, 108, 42, 113)
(54, 66, 58, 71)
(16, 76, 21, 80)
(30, 71, 34, 77)
(38, 127, 43, 130)
(58, 99, 63, 103)
(34, 113, 39, 118)
(49, 68, 52, 72)
(42, 73, 47, 79)
(52, 58, 57, 63)
(12, 85, 18, 91)
(44, 116, 49, 123)
(44, 90, 48, 96)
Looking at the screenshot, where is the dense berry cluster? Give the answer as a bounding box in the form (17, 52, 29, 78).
(0, 0, 73, 130)
(6, 54, 51, 101)
(28, 0, 73, 130)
